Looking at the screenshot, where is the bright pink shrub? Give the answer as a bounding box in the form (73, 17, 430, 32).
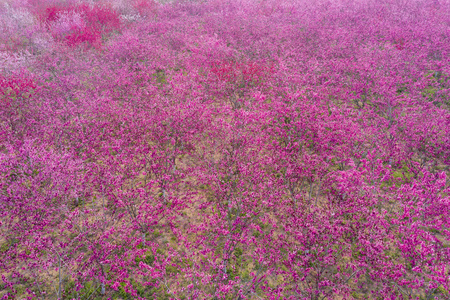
(37, 2, 121, 48)
(0, 72, 38, 144)
(64, 25, 102, 48)
(132, 0, 157, 16)
(0, 73, 36, 107)
(210, 60, 274, 85)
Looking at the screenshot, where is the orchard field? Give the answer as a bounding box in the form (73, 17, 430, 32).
(1, 0, 450, 299)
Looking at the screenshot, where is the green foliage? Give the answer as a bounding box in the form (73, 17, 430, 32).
(135, 251, 155, 266)
(396, 85, 407, 95)
(422, 71, 450, 108)
(62, 281, 99, 300)
(382, 165, 414, 188)
(153, 68, 167, 85)
(165, 264, 180, 274)
(437, 285, 450, 297)
(428, 228, 440, 234)
(234, 247, 243, 259)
